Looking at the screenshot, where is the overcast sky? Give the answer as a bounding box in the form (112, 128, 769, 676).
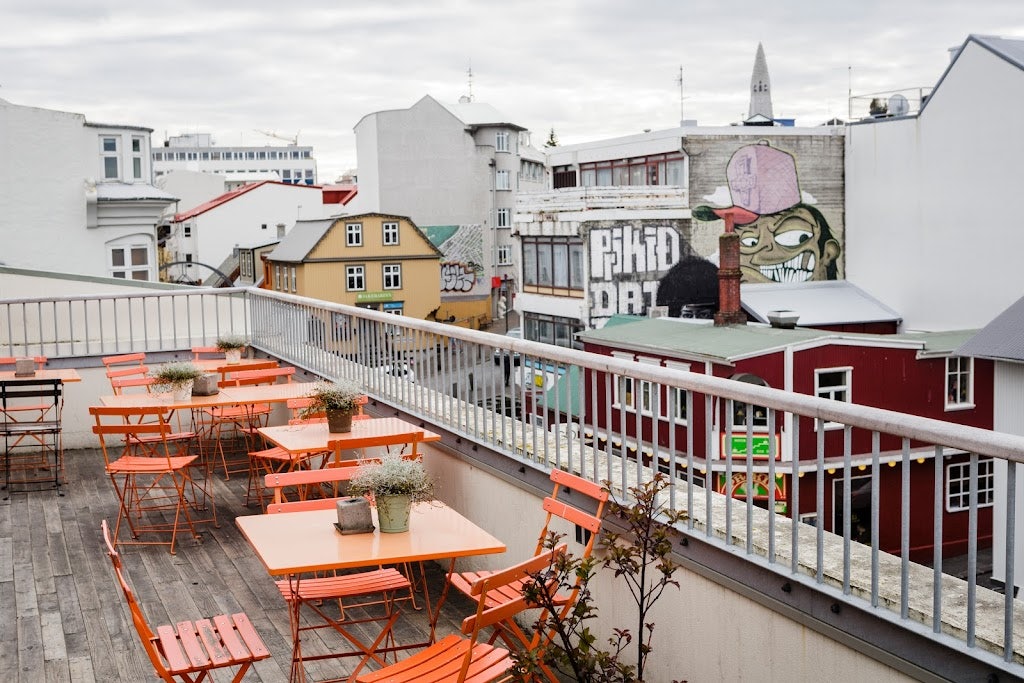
(2, 1, 1021, 182)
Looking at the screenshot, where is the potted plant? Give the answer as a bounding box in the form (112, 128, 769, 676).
(304, 378, 364, 433)
(152, 361, 203, 401)
(348, 454, 434, 533)
(215, 334, 248, 364)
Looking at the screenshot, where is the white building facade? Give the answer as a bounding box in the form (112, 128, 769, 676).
(845, 35, 1024, 332)
(165, 181, 327, 283)
(153, 133, 318, 188)
(0, 98, 175, 281)
(354, 95, 546, 323)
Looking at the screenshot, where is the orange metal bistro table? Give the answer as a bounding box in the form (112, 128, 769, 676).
(258, 417, 441, 463)
(237, 502, 507, 682)
(0, 368, 81, 383)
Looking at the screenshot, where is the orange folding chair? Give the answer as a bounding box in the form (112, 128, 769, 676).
(245, 396, 331, 509)
(102, 352, 148, 388)
(101, 520, 270, 682)
(449, 468, 607, 681)
(204, 366, 294, 479)
(91, 405, 210, 554)
(266, 496, 416, 681)
(190, 345, 222, 361)
(354, 544, 569, 683)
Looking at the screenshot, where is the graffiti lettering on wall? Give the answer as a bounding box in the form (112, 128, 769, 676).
(693, 142, 841, 283)
(589, 225, 681, 318)
(440, 262, 477, 292)
(423, 224, 486, 297)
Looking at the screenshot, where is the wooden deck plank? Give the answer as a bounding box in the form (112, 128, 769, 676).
(0, 447, 482, 682)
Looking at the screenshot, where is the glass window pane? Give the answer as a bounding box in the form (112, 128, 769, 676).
(581, 169, 596, 187)
(596, 168, 612, 186)
(103, 138, 117, 152)
(665, 160, 684, 185)
(132, 138, 141, 153)
(131, 247, 147, 266)
(630, 165, 645, 185)
(569, 243, 584, 288)
(552, 243, 568, 287)
(133, 157, 142, 178)
(523, 244, 537, 285)
(111, 250, 125, 267)
(613, 165, 629, 186)
(104, 157, 118, 178)
(537, 243, 552, 285)
(132, 271, 149, 281)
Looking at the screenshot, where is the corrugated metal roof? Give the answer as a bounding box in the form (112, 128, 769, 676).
(741, 280, 901, 326)
(578, 317, 965, 364)
(900, 329, 979, 357)
(957, 294, 1024, 362)
(266, 218, 335, 262)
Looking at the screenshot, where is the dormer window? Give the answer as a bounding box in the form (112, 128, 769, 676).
(101, 137, 119, 179)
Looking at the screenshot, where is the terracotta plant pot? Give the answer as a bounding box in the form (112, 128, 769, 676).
(327, 409, 354, 433)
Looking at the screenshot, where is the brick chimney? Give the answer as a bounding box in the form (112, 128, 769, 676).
(714, 210, 747, 326)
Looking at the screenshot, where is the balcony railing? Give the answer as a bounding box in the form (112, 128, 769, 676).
(2, 283, 1022, 680)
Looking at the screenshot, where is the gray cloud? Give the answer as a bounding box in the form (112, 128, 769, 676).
(2, 0, 1021, 180)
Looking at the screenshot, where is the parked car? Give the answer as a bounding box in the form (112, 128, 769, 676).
(380, 362, 416, 383)
(492, 327, 522, 366)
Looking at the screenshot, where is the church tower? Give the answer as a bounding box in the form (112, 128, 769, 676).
(748, 42, 774, 121)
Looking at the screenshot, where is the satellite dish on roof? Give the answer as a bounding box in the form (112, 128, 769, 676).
(888, 94, 909, 117)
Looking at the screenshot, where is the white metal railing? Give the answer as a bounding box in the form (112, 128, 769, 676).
(2, 284, 1021, 677)
(0, 288, 248, 358)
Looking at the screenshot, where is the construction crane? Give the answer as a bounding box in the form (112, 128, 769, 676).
(253, 129, 300, 146)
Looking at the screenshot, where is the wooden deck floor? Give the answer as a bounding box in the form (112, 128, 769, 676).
(0, 447, 479, 682)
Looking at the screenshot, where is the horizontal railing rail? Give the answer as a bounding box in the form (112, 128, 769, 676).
(1, 283, 1020, 678)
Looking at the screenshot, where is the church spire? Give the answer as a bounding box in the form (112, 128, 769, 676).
(748, 42, 773, 120)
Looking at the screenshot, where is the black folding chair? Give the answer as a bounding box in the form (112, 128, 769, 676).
(0, 378, 64, 498)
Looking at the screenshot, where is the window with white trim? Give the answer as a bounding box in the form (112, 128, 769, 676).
(613, 375, 635, 410)
(289, 266, 297, 293)
(946, 457, 994, 512)
(495, 170, 510, 190)
(496, 208, 511, 228)
(495, 131, 509, 152)
(382, 263, 402, 289)
(497, 244, 513, 266)
(109, 240, 150, 280)
(346, 223, 363, 247)
(346, 265, 365, 291)
(131, 136, 144, 180)
(816, 367, 851, 429)
(662, 361, 690, 424)
(946, 356, 973, 409)
(274, 265, 282, 291)
(101, 136, 119, 179)
(382, 222, 399, 245)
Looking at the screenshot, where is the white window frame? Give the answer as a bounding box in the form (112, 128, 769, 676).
(495, 170, 510, 191)
(662, 360, 690, 425)
(382, 222, 400, 245)
(101, 136, 119, 180)
(108, 238, 150, 280)
(815, 366, 852, 429)
(946, 457, 995, 512)
(382, 263, 402, 290)
(346, 222, 363, 247)
(495, 131, 509, 152)
(610, 351, 635, 409)
(131, 136, 145, 180)
(289, 266, 297, 293)
(946, 356, 974, 410)
(496, 208, 511, 229)
(346, 265, 365, 291)
(497, 244, 513, 266)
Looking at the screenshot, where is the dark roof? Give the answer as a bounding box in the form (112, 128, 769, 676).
(957, 294, 1024, 362)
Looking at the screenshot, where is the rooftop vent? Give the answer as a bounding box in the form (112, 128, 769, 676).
(767, 310, 799, 329)
(648, 306, 669, 319)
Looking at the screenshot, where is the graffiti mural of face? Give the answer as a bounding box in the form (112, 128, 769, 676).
(736, 205, 840, 283)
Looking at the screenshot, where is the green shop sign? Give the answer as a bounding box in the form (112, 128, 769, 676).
(722, 434, 777, 458)
(355, 291, 394, 303)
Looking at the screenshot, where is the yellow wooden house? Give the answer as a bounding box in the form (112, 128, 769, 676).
(263, 213, 442, 319)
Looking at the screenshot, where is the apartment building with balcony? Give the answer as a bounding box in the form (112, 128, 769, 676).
(0, 98, 176, 281)
(354, 95, 546, 328)
(514, 125, 845, 345)
(153, 132, 318, 188)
